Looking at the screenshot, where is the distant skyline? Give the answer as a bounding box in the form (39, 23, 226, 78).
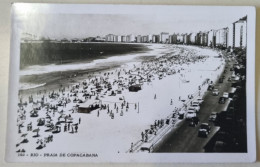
(13, 4, 249, 40)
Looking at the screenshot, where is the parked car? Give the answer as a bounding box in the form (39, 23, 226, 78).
(212, 88, 219, 96)
(140, 142, 154, 153)
(192, 101, 200, 106)
(186, 110, 196, 120)
(209, 112, 217, 122)
(207, 84, 214, 91)
(218, 97, 226, 104)
(190, 103, 200, 113)
(178, 110, 185, 119)
(196, 97, 204, 104)
(198, 123, 211, 137)
(223, 92, 229, 98)
(189, 117, 200, 127)
(213, 141, 227, 152)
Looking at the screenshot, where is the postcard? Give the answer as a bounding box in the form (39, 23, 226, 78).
(5, 3, 256, 163)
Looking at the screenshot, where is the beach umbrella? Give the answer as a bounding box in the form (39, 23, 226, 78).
(33, 128, 40, 137)
(67, 117, 73, 121)
(33, 128, 40, 133)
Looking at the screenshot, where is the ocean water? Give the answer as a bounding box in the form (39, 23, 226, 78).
(19, 43, 167, 94)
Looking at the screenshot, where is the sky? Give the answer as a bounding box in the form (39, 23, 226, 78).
(12, 4, 250, 40)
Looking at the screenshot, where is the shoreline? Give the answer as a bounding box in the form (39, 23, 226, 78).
(18, 43, 167, 93)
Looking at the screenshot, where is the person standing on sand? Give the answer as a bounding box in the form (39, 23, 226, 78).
(154, 94, 157, 99)
(130, 142, 134, 153)
(79, 117, 81, 124)
(141, 132, 144, 142)
(145, 133, 148, 142)
(64, 124, 67, 132)
(68, 123, 70, 131)
(75, 124, 78, 133)
(170, 99, 173, 105)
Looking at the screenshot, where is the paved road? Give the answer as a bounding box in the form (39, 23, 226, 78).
(155, 56, 235, 152)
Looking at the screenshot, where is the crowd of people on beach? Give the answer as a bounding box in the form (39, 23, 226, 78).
(16, 46, 211, 153)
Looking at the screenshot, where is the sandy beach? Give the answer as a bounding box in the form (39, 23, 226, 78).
(15, 44, 225, 156)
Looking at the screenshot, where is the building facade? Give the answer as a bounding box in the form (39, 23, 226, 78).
(233, 16, 247, 48)
(215, 28, 228, 48)
(105, 34, 115, 42)
(207, 30, 216, 47)
(190, 33, 196, 45)
(160, 32, 169, 43)
(126, 34, 135, 43)
(152, 35, 160, 43)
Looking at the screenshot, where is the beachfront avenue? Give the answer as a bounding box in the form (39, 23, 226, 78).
(153, 49, 247, 152)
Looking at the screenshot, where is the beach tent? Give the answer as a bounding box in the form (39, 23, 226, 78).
(129, 84, 142, 92)
(32, 103, 41, 110)
(78, 101, 100, 113)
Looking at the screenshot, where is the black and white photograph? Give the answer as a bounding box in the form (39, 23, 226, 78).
(5, 3, 256, 163)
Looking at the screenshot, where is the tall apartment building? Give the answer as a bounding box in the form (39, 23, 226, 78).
(183, 34, 190, 44)
(233, 16, 247, 48)
(147, 35, 153, 43)
(227, 24, 234, 48)
(200, 32, 208, 46)
(121, 36, 126, 42)
(215, 28, 228, 48)
(152, 35, 160, 43)
(117, 35, 121, 42)
(105, 34, 115, 42)
(177, 34, 184, 44)
(142, 36, 148, 43)
(190, 33, 196, 45)
(126, 34, 135, 43)
(171, 34, 177, 44)
(136, 35, 142, 43)
(160, 32, 169, 43)
(208, 30, 216, 47)
(195, 32, 202, 45)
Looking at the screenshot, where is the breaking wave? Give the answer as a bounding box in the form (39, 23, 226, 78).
(19, 82, 46, 90)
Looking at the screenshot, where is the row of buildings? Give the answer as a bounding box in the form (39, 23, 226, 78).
(101, 16, 247, 49)
(21, 16, 247, 49)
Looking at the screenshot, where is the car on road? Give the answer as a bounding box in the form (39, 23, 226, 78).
(218, 97, 226, 104)
(178, 110, 185, 119)
(212, 88, 220, 96)
(209, 112, 217, 122)
(223, 92, 229, 98)
(189, 117, 200, 127)
(213, 141, 227, 152)
(198, 123, 211, 137)
(185, 110, 196, 120)
(196, 97, 204, 104)
(207, 84, 214, 91)
(190, 103, 200, 113)
(192, 101, 200, 106)
(140, 142, 154, 153)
